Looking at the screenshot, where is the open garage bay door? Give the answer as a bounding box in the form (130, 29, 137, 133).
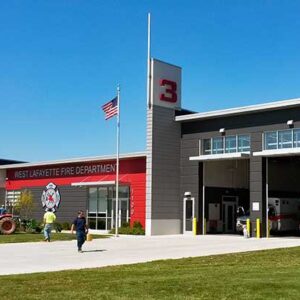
(203, 159, 250, 234)
(267, 157, 300, 236)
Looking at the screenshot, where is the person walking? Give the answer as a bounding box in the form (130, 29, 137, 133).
(71, 210, 88, 253)
(43, 208, 56, 242)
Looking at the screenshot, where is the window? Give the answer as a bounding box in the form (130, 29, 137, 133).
(5, 190, 21, 207)
(212, 137, 223, 154)
(88, 188, 97, 213)
(88, 186, 130, 230)
(294, 129, 300, 148)
(238, 135, 250, 152)
(265, 131, 277, 150)
(225, 136, 236, 153)
(98, 187, 108, 212)
(278, 130, 292, 149)
(202, 135, 250, 155)
(264, 129, 300, 150)
(119, 186, 129, 198)
(203, 139, 211, 155)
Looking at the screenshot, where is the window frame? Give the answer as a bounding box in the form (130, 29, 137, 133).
(264, 128, 300, 150)
(201, 134, 251, 155)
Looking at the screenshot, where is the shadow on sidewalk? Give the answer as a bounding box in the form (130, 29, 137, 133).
(82, 249, 107, 253)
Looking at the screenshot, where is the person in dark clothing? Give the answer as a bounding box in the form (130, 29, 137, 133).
(71, 210, 88, 253)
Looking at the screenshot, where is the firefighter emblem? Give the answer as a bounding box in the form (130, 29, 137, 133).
(41, 183, 61, 212)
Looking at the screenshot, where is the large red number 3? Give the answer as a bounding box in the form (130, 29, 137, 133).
(160, 79, 177, 103)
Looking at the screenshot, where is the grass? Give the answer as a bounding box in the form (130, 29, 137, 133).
(0, 247, 299, 299)
(0, 232, 109, 243)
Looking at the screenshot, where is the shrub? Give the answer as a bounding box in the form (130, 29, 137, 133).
(131, 227, 145, 235)
(109, 220, 145, 235)
(17, 218, 42, 233)
(121, 222, 130, 228)
(35, 224, 42, 233)
(133, 221, 143, 229)
(53, 222, 62, 233)
(14, 190, 34, 220)
(62, 222, 71, 230)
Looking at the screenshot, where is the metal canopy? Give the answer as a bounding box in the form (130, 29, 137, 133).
(189, 152, 250, 161)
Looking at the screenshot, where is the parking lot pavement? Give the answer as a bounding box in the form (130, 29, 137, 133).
(0, 234, 300, 275)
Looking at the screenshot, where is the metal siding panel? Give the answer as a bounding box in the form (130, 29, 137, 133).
(25, 186, 87, 223)
(250, 181, 262, 193)
(181, 107, 300, 135)
(0, 188, 5, 206)
(149, 106, 181, 220)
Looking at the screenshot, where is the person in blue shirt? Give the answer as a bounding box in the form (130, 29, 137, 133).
(71, 210, 88, 253)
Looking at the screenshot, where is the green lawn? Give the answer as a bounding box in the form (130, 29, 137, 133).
(0, 232, 109, 243)
(0, 247, 299, 299)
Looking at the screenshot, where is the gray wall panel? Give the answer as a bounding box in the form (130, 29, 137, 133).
(0, 188, 5, 206)
(182, 107, 300, 135)
(22, 186, 87, 224)
(146, 105, 182, 234)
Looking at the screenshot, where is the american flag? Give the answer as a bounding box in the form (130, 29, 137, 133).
(101, 96, 118, 120)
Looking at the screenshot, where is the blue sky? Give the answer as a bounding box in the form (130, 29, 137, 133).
(1, 0, 300, 162)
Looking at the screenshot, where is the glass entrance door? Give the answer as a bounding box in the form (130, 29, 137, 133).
(88, 186, 130, 230)
(88, 187, 108, 230)
(183, 197, 194, 234)
(222, 196, 238, 233)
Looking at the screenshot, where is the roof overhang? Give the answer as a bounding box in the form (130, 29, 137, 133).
(175, 98, 300, 122)
(253, 148, 300, 157)
(71, 181, 116, 187)
(70, 174, 130, 187)
(189, 152, 250, 161)
(0, 152, 146, 169)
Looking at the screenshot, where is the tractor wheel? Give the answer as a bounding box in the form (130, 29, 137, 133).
(0, 217, 16, 235)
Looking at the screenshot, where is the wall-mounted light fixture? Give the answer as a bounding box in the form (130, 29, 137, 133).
(287, 120, 294, 128)
(219, 128, 225, 135)
(184, 191, 191, 197)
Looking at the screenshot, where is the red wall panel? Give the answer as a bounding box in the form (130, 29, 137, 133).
(5, 157, 146, 228)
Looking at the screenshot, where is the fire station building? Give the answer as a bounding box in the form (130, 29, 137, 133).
(1, 59, 300, 237)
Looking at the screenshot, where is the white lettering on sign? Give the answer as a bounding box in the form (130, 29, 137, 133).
(13, 163, 116, 180)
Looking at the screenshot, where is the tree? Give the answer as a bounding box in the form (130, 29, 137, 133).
(15, 189, 34, 219)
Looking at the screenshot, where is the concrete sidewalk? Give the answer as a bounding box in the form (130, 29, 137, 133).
(1, 234, 300, 275)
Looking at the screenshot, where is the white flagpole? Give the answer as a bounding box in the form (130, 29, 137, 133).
(115, 85, 120, 237)
(147, 12, 151, 109)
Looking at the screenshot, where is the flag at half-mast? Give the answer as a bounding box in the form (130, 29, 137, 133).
(101, 96, 118, 120)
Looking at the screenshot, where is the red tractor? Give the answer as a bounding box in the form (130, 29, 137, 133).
(0, 213, 17, 235)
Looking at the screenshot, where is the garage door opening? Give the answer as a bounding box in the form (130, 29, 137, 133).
(202, 159, 250, 234)
(268, 156, 300, 237)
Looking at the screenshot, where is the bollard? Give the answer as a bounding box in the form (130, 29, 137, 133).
(267, 220, 271, 238)
(243, 225, 248, 238)
(256, 219, 260, 238)
(87, 233, 93, 242)
(193, 218, 197, 235)
(246, 218, 250, 238)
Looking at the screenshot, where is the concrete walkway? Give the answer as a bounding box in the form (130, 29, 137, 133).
(1, 234, 300, 275)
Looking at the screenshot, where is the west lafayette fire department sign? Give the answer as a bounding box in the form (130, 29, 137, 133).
(41, 183, 61, 212)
